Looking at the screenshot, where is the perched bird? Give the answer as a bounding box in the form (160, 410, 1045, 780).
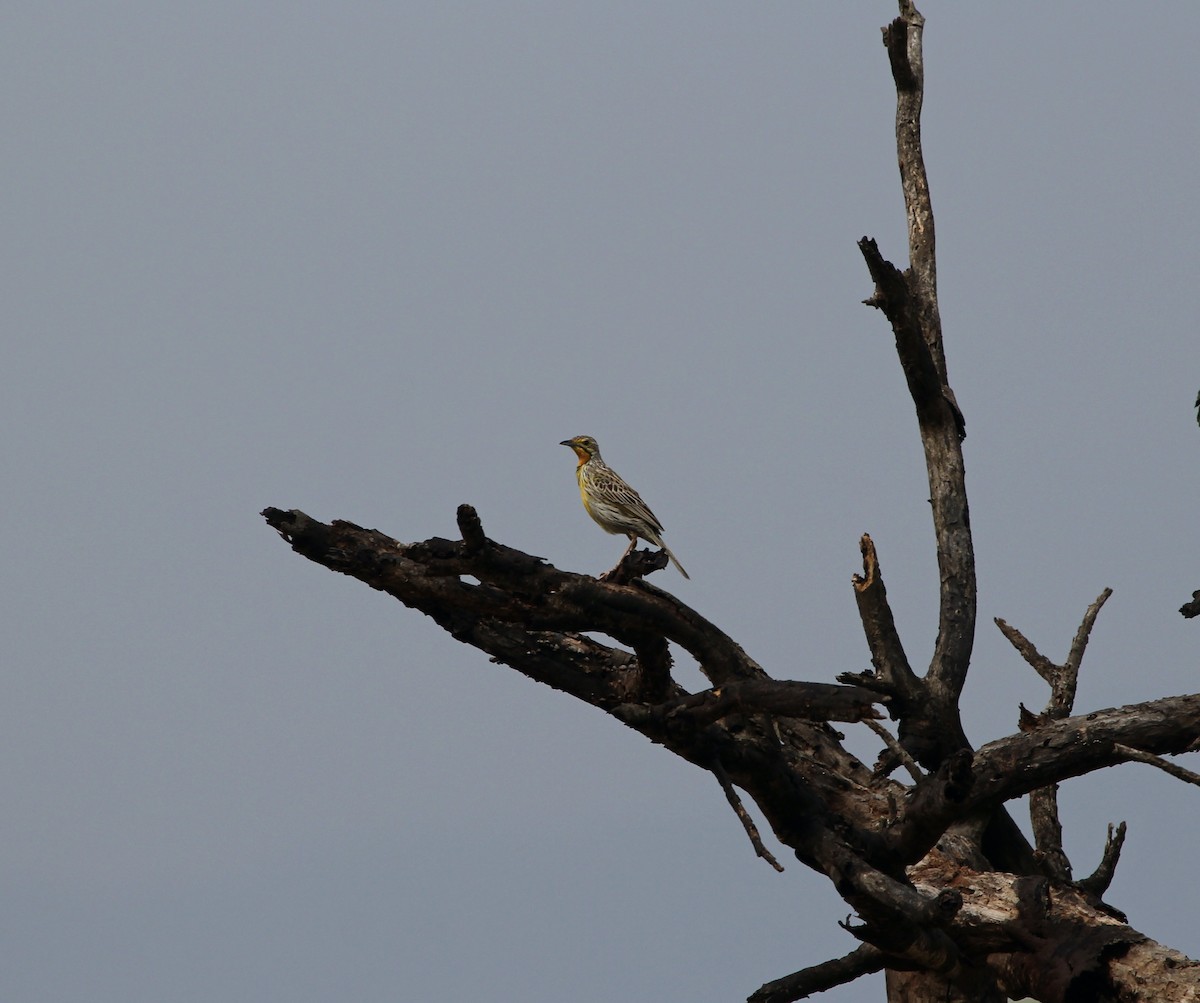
(560, 434, 689, 580)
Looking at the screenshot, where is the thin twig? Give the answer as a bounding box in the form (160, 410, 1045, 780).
(1114, 744, 1200, 787)
(711, 759, 784, 872)
(993, 618, 1057, 682)
(864, 718, 924, 782)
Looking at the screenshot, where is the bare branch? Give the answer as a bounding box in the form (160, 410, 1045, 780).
(860, 1, 976, 725)
(863, 718, 924, 782)
(748, 945, 886, 1003)
(261, 506, 770, 688)
(869, 695, 1200, 870)
(1076, 822, 1127, 898)
(931, 696, 1200, 820)
(994, 618, 1057, 683)
(850, 534, 920, 706)
(1065, 588, 1113, 675)
(884, 2, 936, 316)
(997, 590, 1113, 876)
(619, 680, 883, 730)
(846, 533, 974, 773)
(259, 5, 1200, 999)
(712, 759, 784, 873)
(599, 545, 669, 584)
(1028, 785, 1072, 882)
(262, 503, 1200, 1000)
(997, 589, 1112, 719)
(1112, 744, 1200, 787)
(260, 508, 894, 879)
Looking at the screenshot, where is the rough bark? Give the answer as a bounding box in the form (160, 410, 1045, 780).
(261, 2, 1200, 1000)
(262, 505, 1200, 1001)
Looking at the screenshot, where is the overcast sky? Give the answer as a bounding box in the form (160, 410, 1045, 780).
(5, 4, 1199, 1002)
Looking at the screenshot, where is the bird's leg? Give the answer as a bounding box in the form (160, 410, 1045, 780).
(599, 536, 640, 582)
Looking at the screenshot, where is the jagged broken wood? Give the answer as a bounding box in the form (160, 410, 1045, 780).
(262, 504, 1200, 1000)
(260, 2, 1200, 1000)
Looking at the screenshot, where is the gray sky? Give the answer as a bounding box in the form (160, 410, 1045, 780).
(5, 4, 1199, 1001)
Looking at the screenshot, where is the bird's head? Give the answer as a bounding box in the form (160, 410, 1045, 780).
(560, 435, 600, 463)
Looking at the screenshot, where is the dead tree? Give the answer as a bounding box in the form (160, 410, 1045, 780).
(263, 4, 1200, 1000)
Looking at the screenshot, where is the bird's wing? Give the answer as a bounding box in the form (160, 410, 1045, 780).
(600, 466, 665, 535)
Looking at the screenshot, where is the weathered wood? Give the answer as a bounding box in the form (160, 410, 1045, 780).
(260, 3, 1200, 1000)
(263, 505, 1200, 999)
(749, 946, 886, 1003)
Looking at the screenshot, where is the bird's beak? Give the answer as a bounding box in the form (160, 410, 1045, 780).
(559, 439, 574, 447)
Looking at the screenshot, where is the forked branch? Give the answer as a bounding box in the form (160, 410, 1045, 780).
(260, 3, 1200, 999)
(997, 589, 1113, 878)
(858, 1, 975, 750)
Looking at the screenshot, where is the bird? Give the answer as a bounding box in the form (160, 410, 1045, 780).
(560, 434, 689, 580)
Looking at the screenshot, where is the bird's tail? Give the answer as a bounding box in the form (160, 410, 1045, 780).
(660, 542, 689, 580)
